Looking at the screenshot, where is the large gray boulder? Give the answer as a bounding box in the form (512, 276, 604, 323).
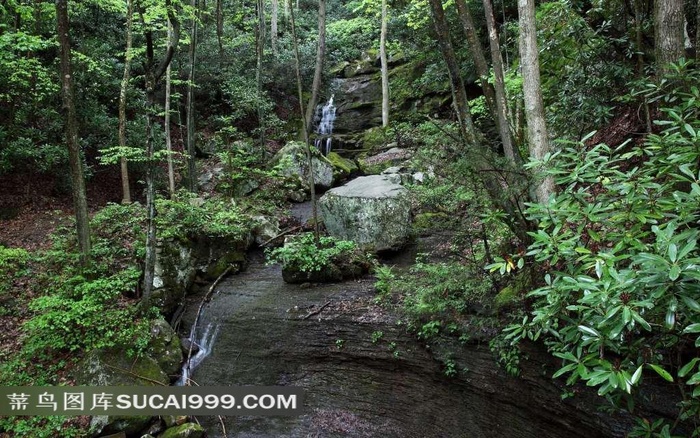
(271, 141, 335, 191)
(319, 175, 411, 251)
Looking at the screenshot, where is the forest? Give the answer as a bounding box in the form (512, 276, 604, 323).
(1, 0, 700, 436)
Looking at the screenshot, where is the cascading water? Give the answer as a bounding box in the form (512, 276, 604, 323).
(314, 95, 336, 156)
(176, 318, 220, 386)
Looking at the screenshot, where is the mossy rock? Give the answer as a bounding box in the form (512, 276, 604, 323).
(77, 348, 169, 386)
(203, 251, 246, 280)
(326, 152, 359, 180)
(159, 422, 205, 438)
(147, 319, 184, 378)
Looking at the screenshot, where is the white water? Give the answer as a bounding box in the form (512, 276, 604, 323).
(314, 95, 336, 155)
(176, 320, 220, 386)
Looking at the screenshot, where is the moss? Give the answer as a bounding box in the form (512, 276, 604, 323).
(159, 423, 205, 438)
(494, 267, 537, 311)
(326, 151, 359, 180)
(413, 212, 451, 232)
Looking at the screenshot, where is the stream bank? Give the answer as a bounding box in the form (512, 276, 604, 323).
(178, 246, 633, 438)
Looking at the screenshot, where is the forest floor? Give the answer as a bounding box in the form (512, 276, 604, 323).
(0, 166, 126, 250)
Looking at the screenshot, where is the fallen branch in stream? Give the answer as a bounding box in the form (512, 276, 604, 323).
(258, 225, 303, 247)
(183, 265, 234, 385)
(302, 301, 332, 320)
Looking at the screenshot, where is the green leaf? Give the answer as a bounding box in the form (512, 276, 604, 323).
(668, 243, 678, 263)
(648, 364, 674, 382)
(687, 371, 700, 385)
(683, 323, 700, 334)
(678, 358, 699, 378)
(632, 311, 652, 331)
(578, 325, 600, 338)
(630, 365, 643, 385)
(669, 264, 681, 281)
(681, 295, 700, 312)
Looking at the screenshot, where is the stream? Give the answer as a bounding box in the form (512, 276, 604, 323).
(178, 241, 633, 438)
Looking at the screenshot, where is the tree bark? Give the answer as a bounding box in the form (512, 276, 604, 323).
(119, 0, 134, 204)
(165, 20, 175, 196)
(427, 0, 477, 147)
(186, 0, 198, 192)
(654, 0, 684, 75)
(454, 0, 496, 118)
(517, 0, 554, 204)
(216, 0, 223, 63)
(56, 0, 91, 265)
(289, 0, 320, 242)
(305, 0, 326, 133)
(139, 0, 180, 306)
(256, 0, 266, 156)
(271, 0, 278, 56)
(380, 0, 389, 127)
(482, 0, 519, 165)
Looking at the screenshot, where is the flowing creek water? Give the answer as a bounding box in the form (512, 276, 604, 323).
(177, 237, 633, 438)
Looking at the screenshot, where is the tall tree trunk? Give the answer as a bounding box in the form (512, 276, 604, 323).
(305, 0, 326, 133)
(271, 0, 278, 56)
(119, 0, 134, 204)
(256, 0, 266, 156)
(427, 0, 477, 147)
(517, 0, 555, 204)
(289, 0, 320, 242)
(380, 0, 389, 128)
(56, 0, 91, 266)
(634, 0, 652, 133)
(165, 20, 176, 196)
(654, 0, 684, 75)
(482, 0, 519, 165)
(696, 0, 700, 64)
(216, 0, 223, 64)
(454, 0, 496, 118)
(186, 0, 198, 192)
(139, 0, 180, 306)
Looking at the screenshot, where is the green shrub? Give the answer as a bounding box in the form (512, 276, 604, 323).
(265, 232, 359, 273)
(504, 66, 700, 428)
(0, 246, 29, 309)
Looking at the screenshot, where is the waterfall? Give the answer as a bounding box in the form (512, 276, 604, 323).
(176, 320, 220, 386)
(314, 95, 336, 156)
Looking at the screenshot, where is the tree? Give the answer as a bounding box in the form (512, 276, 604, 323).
(138, 0, 180, 305)
(305, 0, 326, 132)
(118, 0, 135, 204)
(289, 0, 320, 242)
(427, 0, 478, 146)
(186, 0, 198, 192)
(56, 0, 91, 265)
(380, 0, 389, 127)
(517, 0, 554, 204)
(165, 19, 176, 196)
(271, 0, 279, 56)
(256, 0, 266, 154)
(654, 0, 684, 75)
(482, 0, 519, 164)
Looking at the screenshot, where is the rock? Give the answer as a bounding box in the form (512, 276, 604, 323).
(180, 337, 200, 356)
(77, 348, 169, 387)
(360, 147, 412, 175)
(251, 215, 281, 247)
(333, 76, 382, 134)
(325, 152, 359, 182)
(271, 141, 335, 191)
(152, 235, 251, 314)
(158, 422, 205, 438)
(147, 319, 184, 378)
(77, 348, 168, 437)
(319, 175, 412, 251)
